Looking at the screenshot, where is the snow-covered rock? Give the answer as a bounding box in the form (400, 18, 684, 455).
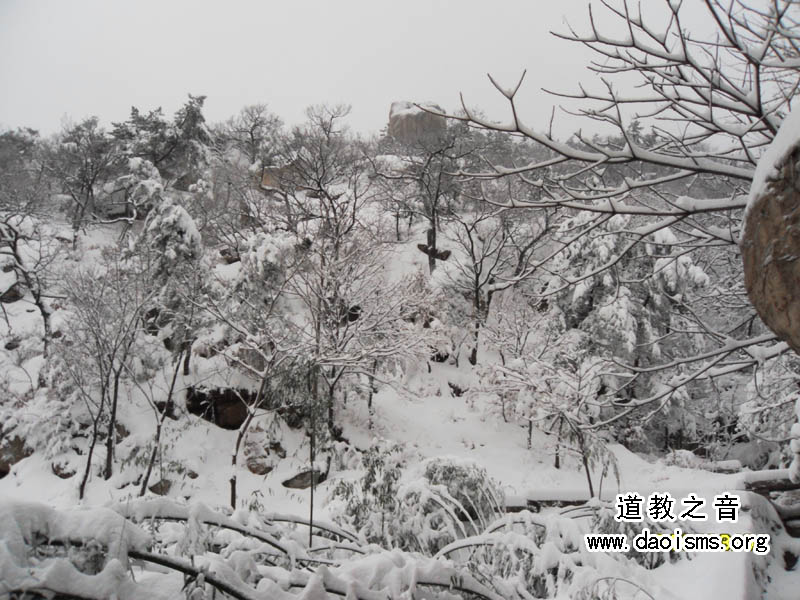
(741, 106, 800, 354)
(387, 101, 446, 145)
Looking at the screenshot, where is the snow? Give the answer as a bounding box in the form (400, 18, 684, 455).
(3, 344, 763, 598)
(0, 555, 143, 600)
(0, 499, 151, 562)
(389, 101, 445, 119)
(0, 499, 159, 600)
(146, 198, 201, 262)
(2, 218, 799, 599)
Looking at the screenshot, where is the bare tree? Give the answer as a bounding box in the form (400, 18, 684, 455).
(45, 118, 122, 248)
(440, 201, 550, 365)
(0, 129, 63, 381)
(216, 103, 283, 167)
(445, 0, 800, 426)
(373, 123, 485, 273)
(57, 251, 152, 497)
(193, 254, 300, 509)
(269, 106, 434, 435)
(456, 1, 797, 203)
(0, 217, 61, 377)
(202, 104, 285, 249)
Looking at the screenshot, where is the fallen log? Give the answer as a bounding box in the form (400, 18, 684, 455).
(742, 469, 800, 495)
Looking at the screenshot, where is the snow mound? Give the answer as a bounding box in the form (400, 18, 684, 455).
(0, 499, 151, 565)
(0, 500, 155, 600)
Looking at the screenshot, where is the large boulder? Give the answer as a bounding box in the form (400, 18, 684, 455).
(243, 425, 286, 476)
(0, 437, 32, 478)
(742, 113, 800, 354)
(0, 278, 23, 304)
(282, 469, 326, 489)
(185, 387, 259, 430)
(388, 101, 446, 146)
(148, 478, 172, 496)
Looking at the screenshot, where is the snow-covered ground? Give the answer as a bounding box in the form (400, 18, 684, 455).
(2, 222, 800, 599)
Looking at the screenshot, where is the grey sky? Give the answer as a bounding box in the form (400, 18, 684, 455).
(0, 0, 596, 137)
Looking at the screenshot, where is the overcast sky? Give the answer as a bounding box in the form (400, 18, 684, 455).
(1, 1, 604, 138)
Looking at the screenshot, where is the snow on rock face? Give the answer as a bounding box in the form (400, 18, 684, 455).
(741, 106, 800, 355)
(744, 107, 800, 230)
(388, 101, 447, 146)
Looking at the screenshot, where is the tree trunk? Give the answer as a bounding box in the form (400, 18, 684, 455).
(230, 409, 256, 509)
(469, 282, 481, 366)
(582, 451, 595, 498)
(554, 420, 563, 470)
(139, 420, 163, 497)
(31, 297, 51, 387)
(427, 226, 437, 274)
(104, 368, 123, 479)
(469, 322, 479, 366)
(8, 231, 52, 386)
(79, 419, 100, 500)
(182, 340, 192, 376)
(71, 191, 91, 251)
(309, 405, 316, 547)
(307, 367, 319, 547)
(327, 380, 335, 438)
(576, 429, 595, 498)
(140, 353, 183, 496)
(367, 359, 378, 430)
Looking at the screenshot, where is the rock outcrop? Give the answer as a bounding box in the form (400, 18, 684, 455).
(0, 281, 23, 304)
(185, 387, 259, 430)
(243, 426, 286, 476)
(388, 101, 446, 146)
(281, 469, 326, 489)
(0, 437, 32, 478)
(742, 146, 800, 353)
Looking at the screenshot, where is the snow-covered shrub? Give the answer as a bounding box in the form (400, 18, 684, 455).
(328, 440, 406, 545)
(330, 450, 504, 556)
(420, 457, 504, 530)
(661, 449, 703, 469)
(529, 208, 714, 450)
(735, 352, 800, 470)
(0, 386, 82, 466)
(141, 196, 202, 282)
(444, 511, 586, 599)
(442, 506, 688, 599)
(376, 457, 504, 555)
(475, 345, 620, 497)
(438, 513, 568, 599)
(403, 464, 497, 554)
(590, 503, 683, 570)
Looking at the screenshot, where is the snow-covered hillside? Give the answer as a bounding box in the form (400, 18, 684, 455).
(1, 217, 799, 600)
(3, 90, 800, 600)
